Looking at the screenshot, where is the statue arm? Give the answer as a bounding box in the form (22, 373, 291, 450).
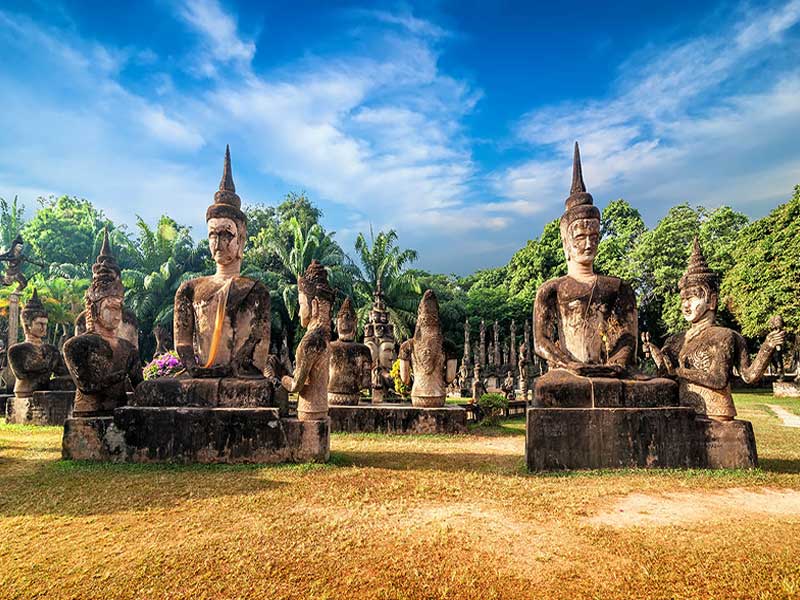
(398, 340, 413, 385)
(533, 284, 572, 368)
(233, 282, 271, 374)
(64, 339, 128, 393)
(606, 282, 638, 367)
(281, 332, 324, 393)
(739, 330, 782, 384)
(173, 282, 199, 374)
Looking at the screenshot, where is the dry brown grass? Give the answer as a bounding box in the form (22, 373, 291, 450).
(1, 391, 800, 599)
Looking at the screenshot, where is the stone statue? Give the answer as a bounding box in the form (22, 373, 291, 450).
(509, 320, 517, 367)
(768, 315, 786, 381)
(501, 370, 516, 401)
(328, 296, 372, 405)
(479, 319, 486, 367)
(0, 234, 46, 291)
(7, 288, 71, 397)
(524, 319, 531, 359)
(280, 332, 294, 374)
(279, 260, 334, 420)
(488, 342, 495, 368)
(63, 231, 142, 416)
(399, 290, 457, 407)
(502, 343, 509, 368)
(493, 320, 501, 367)
(457, 360, 470, 394)
(152, 323, 172, 358)
(76, 306, 139, 349)
(533, 142, 637, 377)
(471, 364, 486, 402)
(173, 146, 271, 378)
(518, 344, 529, 398)
(642, 238, 785, 421)
(463, 318, 471, 365)
(363, 280, 397, 403)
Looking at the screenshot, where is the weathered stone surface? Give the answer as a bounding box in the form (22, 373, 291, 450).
(533, 370, 679, 408)
(6, 391, 74, 426)
(0, 393, 10, 418)
(62, 409, 329, 464)
(329, 404, 466, 434)
(526, 407, 706, 470)
(328, 297, 371, 405)
(133, 377, 287, 415)
(702, 418, 757, 468)
(773, 381, 800, 397)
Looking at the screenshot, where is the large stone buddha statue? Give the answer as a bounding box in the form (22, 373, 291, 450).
(173, 145, 271, 378)
(63, 231, 142, 416)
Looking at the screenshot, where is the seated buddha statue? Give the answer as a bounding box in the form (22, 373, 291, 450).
(328, 296, 372, 405)
(642, 239, 784, 420)
(173, 145, 271, 378)
(533, 143, 673, 408)
(63, 230, 142, 416)
(8, 288, 71, 397)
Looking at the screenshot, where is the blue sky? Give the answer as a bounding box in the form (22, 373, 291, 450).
(1, 0, 799, 274)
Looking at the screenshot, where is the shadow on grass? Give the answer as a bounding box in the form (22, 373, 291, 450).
(331, 449, 525, 475)
(759, 458, 800, 474)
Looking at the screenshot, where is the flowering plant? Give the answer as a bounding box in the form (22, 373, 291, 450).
(143, 351, 184, 380)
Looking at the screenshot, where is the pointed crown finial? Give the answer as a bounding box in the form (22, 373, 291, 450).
(679, 236, 718, 293)
(208, 144, 245, 225)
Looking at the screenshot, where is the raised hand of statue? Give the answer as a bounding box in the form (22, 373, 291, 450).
(765, 328, 786, 351)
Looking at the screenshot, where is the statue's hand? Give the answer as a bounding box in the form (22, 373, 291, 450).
(188, 364, 232, 378)
(280, 375, 295, 392)
(766, 329, 786, 351)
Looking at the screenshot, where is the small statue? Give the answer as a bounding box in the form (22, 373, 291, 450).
(0, 234, 46, 291)
(173, 146, 271, 378)
(280, 332, 293, 374)
(7, 288, 71, 397)
(457, 360, 470, 393)
(328, 296, 372, 405)
(642, 238, 785, 421)
(63, 230, 142, 416)
(768, 315, 786, 381)
(279, 260, 334, 420)
(399, 290, 457, 407)
(501, 370, 516, 401)
(152, 323, 172, 358)
(518, 345, 529, 398)
(471, 364, 487, 402)
(493, 320, 501, 367)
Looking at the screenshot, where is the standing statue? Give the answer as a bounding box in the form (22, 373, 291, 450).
(457, 360, 470, 395)
(502, 342, 509, 368)
(173, 146, 271, 378)
(363, 280, 397, 403)
(279, 260, 334, 420)
(8, 288, 71, 397)
(328, 297, 372, 405)
(463, 318, 471, 366)
(63, 231, 142, 416)
(642, 239, 785, 420)
(501, 370, 516, 401)
(534, 142, 637, 378)
(479, 319, 487, 367)
(471, 364, 487, 402)
(493, 320, 501, 368)
(509, 320, 517, 366)
(518, 343, 529, 399)
(488, 342, 495, 368)
(399, 290, 457, 407)
(524, 319, 531, 360)
(0, 235, 46, 291)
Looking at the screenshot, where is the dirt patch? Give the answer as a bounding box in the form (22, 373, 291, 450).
(589, 487, 800, 528)
(767, 404, 800, 428)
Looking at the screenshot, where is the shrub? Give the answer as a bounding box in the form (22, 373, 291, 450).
(143, 351, 184, 380)
(477, 393, 508, 426)
(389, 358, 410, 398)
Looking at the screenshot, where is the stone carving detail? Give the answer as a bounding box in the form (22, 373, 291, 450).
(479, 319, 486, 367)
(463, 318, 471, 366)
(643, 238, 785, 420)
(280, 260, 334, 420)
(8, 288, 71, 397)
(328, 297, 372, 406)
(471, 364, 486, 402)
(399, 290, 457, 407)
(363, 280, 396, 403)
(63, 230, 142, 416)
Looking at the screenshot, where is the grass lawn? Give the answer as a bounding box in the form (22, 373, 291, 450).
(2, 390, 800, 599)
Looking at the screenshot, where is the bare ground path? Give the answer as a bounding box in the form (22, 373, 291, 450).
(768, 403, 800, 427)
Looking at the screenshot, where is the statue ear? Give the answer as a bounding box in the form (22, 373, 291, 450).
(310, 297, 320, 319)
(708, 292, 719, 312)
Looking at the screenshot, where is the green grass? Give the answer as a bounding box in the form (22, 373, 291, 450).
(1, 390, 800, 599)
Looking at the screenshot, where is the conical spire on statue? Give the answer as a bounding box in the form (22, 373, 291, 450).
(561, 141, 599, 226)
(22, 287, 47, 321)
(416, 289, 440, 327)
(88, 227, 124, 302)
(207, 145, 245, 224)
(338, 296, 356, 321)
(679, 237, 718, 292)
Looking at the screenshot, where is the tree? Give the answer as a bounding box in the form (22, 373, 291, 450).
(723, 186, 800, 336)
(505, 219, 566, 308)
(0, 196, 26, 250)
(595, 199, 647, 282)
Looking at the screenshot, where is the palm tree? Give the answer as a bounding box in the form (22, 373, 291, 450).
(351, 227, 421, 340)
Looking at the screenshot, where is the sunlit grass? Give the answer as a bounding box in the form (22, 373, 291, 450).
(1, 390, 799, 599)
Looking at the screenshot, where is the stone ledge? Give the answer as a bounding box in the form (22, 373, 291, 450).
(773, 381, 800, 398)
(533, 370, 678, 408)
(5, 391, 74, 426)
(62, 407, 329, 464)
(329, 404, 467, 434)
(133, 377, 288, 415)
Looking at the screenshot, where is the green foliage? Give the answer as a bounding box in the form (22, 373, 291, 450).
(0, 196, 26, 250)
(723, 186, 800, 336)
(389, 358, 410, 397)
(477, 392, 508, 426)
(505, 219, 566, 306)
(595, 199, 646, 281)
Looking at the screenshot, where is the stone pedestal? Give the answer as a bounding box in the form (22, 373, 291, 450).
(703, 418, 758, 469)
(134, 377, 288, 414)
(5, 391, 74, 426)
(329, 404, 467, 434)
(534, 370, 678, 408)
(773, 381, 800, 398)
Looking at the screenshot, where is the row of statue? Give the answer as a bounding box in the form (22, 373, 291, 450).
(6, 143, 786, 435)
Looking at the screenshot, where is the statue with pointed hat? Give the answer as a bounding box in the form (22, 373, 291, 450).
(398, 290, 458, 407)
(63, 230, 142, 416)
(327, 296, 372, 405)
(533, 142, 638, 378)
(7, 288, 71, 399)
(363, 279, 397, 403)
(278, 259, 334, 420)
(642, 238, 785, 420)
(173, 145, 271, 378)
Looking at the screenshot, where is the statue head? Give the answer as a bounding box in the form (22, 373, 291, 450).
(207, 145, 246, 267)
(297, 259, 335, 327)
(21, 288, 48, 343)
(10, 234, 23, 257)
(85, 229, 125, 337)
(679, 238, 719, 324)
(378, 338, 395, 368)
(336, 296, 357, 342)
(560, 142, 601, 267)
(416, 290, 441, 329)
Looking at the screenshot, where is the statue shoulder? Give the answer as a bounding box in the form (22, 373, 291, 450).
(535, 277, 563, 300)
(7, 342, 34, 364)
(175, 277, 202, 299)
(298, 328, 328, 355)
(64, 333, 108, 358)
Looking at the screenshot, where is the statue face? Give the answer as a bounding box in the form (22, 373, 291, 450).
(681, 286, 716, 323)
(378, 340, 394, 368)
(28, 316, 48, 340)
(298, 289, 312, 328)
(208, 217, 243, 266)
(97, 297, 123, 332)
(564, 219, 600, 266)
(337, 315, 356, 342)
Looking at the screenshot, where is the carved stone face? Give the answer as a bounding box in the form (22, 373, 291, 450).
(27, 316, 48, 341)
(680, 285, 716, 323)
(97, 297, 123, 333)
(564, 219, 600, 266)
(208, 217, 242, 266)
(337, 314, 356, 342)
(378, 340, 395, 368)
(298, 289, 312, 328)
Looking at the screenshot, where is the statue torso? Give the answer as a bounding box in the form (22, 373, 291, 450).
(328, 340, 372, 395)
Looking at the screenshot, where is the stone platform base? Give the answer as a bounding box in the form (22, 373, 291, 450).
(525, 407, 757, 470)
(62, 407, 329, 464)
(329, 404, 467, 434)
(134, 377, 288, 415)
(5, 391, 74, 426)
(773, 381, 800, 398)
(534, 370, 678, 408)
